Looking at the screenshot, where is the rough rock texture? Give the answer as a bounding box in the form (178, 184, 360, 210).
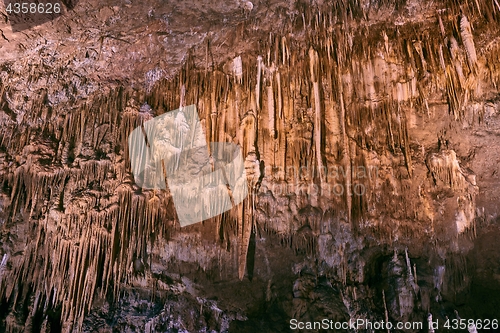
(1, 0, 500, 332)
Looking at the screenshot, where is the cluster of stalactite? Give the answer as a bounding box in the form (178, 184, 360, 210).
(0, 0, 499, 331)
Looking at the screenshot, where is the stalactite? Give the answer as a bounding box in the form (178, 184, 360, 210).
(233, 56, 243, 84)
(276, 71, 283, 119)
(439, 44, 447, 72)
(401, 109, 413, 177)
(414, 41, 428, 73)
(238, 200, 251, 280)
(337, 68, 351, 222)
(240, 112, 256, 157)
(309, 47, 324, 183)
(0, 254, 8, 288)
(448, 36, 466, 88)
(445, 65, 463, 120)
(405, 248, 418, 293)
(255, 56, 263, 111)
(267, 65, 276, 139)
(460, 15, 478, 72)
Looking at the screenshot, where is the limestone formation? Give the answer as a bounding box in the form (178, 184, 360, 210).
(1, 0, 500, 332)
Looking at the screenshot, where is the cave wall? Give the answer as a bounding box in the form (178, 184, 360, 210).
(1, 0, 500, 331)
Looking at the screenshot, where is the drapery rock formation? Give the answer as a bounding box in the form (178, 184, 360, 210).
(1, 0, 500, 331)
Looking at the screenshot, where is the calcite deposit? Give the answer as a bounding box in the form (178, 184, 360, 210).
(1, 0, 500, 332)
